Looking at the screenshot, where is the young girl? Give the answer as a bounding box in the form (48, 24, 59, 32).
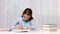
(10, 8, 36, 30)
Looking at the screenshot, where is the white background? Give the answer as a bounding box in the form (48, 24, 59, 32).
(0, 0, 60, 29)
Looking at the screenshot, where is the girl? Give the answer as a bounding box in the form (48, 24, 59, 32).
(10, 8, 36, 30)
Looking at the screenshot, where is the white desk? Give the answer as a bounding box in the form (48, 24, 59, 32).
(0, 29, 60, 34)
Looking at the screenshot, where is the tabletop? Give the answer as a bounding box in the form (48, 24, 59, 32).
(0, 29, 60, 34)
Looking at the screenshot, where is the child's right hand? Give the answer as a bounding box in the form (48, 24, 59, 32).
(13, 26, 23, 30)
(13, 26, 32, 30)
(23, 26, 32, 30)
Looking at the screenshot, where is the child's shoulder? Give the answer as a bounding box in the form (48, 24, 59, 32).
(29, 19, 35, 22)
(31, 19, 35, 21)
(17, 17, 23, 21)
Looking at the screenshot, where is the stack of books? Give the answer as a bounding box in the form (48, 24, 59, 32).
(42, 24, 57, 32)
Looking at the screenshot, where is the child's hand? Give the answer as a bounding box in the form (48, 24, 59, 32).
(23, 26, 32, 30)
(13, 26, 32, 30)
(27, 27, 32, 30)
(13, 26, 23, 30)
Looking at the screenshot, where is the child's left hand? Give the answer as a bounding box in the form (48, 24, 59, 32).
(23, 26, 32, 30)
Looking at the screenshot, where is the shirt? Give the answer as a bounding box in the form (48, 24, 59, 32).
(10, 17, 36, 30)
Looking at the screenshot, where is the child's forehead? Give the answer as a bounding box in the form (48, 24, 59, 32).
(23, 14, 31, 16)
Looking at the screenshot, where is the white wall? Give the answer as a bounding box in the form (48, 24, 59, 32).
(0, 0, 8, 29)
(0, 0, 60, 29)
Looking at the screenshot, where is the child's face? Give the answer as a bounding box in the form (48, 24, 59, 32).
(23, 14, 30, 21)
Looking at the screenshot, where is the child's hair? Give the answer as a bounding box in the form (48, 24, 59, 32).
(22, 8, 33, 21)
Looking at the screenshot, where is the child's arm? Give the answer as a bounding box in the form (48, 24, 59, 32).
(30, 19, 37, 30)
(10, 17, 19, 29)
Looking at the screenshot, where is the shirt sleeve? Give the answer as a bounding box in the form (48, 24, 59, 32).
(30, 19, 37, 30)
(10, 17, 19, 29)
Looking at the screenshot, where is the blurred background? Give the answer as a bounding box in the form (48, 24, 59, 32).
(0, 0, 60, 29)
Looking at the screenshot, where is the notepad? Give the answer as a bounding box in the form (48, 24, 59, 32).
(12, 29, 29, 32)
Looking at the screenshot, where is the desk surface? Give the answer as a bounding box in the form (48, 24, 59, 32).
(0, 29, 60, 34)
